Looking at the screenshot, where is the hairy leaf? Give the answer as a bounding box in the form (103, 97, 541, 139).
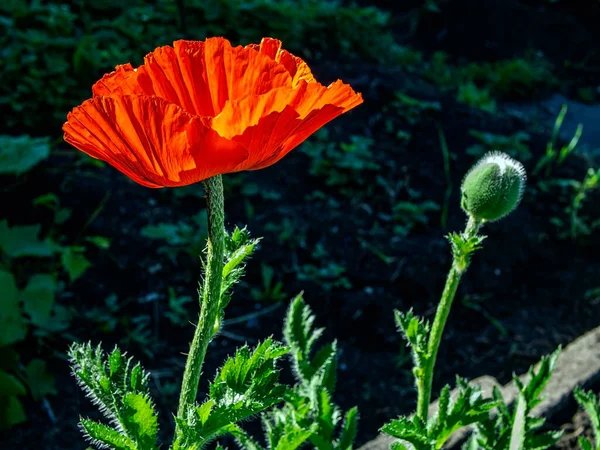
(394, 309, 430, 373)
(574, 387, 600, 450)
(80, 419, 136, 450)
(175, 338, 288, 448)
(472, 349, 562, 450)
(69, 342, 157, 450)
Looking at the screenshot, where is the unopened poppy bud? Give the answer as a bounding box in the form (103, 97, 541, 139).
(461, 152, 526, 222)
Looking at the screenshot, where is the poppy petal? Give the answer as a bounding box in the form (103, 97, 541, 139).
(247, 38, 316, 86)
(211, 80, 362, 171)
(89, 38, 294, 117)
(91, 63, 138, 97)
(213, 80, 362, 137)
(63, 95, 248, 188)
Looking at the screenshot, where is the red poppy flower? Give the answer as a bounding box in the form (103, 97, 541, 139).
(63, 37, 363, 188)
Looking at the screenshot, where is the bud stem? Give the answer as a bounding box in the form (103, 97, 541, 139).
(416, 216, 482, 421)
(175, 175, 225, 437)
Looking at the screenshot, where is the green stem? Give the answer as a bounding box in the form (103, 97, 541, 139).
(175, 175, 225, 430)
(416, 216, 482, 421)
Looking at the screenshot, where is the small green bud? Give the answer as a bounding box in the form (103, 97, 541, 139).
(461, 152, 526, 222)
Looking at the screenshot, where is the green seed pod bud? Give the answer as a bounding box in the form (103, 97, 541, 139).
(461, 152, 526, 222)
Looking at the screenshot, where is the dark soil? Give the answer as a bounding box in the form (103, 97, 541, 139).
(2, 1, 600, 449)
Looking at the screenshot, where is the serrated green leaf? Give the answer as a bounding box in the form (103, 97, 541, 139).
(24, 359, 56, 401)
(69, 342, 154, 448)
(474, 350, 562, 450)
(509, 392, 526, 450)
(574, 387, 600, 450)
(0, 370, 26, 397)
(275, 426, 315, 450)
(130, 364, 143, 391)
(121, 392, 158, 448)
(109, 348, 123, 377)
(230, 425, 266, 450)
(80, 419, 136, 450)
(523, 430, 563, 450)
(20, 274, 56, 326)
(336, 407, 359, 450)
(382, 415, 432, 450)
(0, 270, 27, 346)
(0, 135, 50, 175)
(176, 338, 288, 448)
(0, 220, 54, 258)
(284, 294, 326, 382)
(61, 247, 92, 282)
(394, 309, 430, 371)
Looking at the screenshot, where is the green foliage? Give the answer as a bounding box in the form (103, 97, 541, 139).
(457, 82, 496, 113)
(394, 309, 430, 381)
(423, 51, 555, 104)
(68, 343, 159, 450)
(471, 349, 562, 450)
(0, 270, 28, 347)
(251, 264, 288, 303)
(393, 201, 440, 237)
(0, 220, 55, 258)
(384, 93, 441, 141)
(232, 295, 359, 450)
(61, 246, 93, 282)
(174, 338, 289, 449)
(141, 211, 209, 261)
(533, 104, 583, 177)
(194, 0, 396, 63)
(217, 226, 261, 320)
(0, 135, 50, 175)
(165, 288, 194, 326)
(301, 130, 379, 192)
(0, 348, 28, 430)
(541, 167, 600, 240)
(447, 233, 487, 273)
(1, 0, 398, 134)
(467, 130, 532, 162)
(382, 378, 498, 450)
(460, 56, 556, 99)
(297, 261, 352, 292)
(84, 295, 156, 357)
(573, 388, 600, 450)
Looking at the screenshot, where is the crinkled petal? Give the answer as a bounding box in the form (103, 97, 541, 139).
(246, 38, 316, 86)
(91, 38, 293, 117)
(212, 80, 362, 138)
(91, 63, 138, 97)
(210, 80, 362, 171)
(63, 95, 248, 188)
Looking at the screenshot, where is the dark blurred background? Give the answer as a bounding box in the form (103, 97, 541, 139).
(1, 0, 600, 449)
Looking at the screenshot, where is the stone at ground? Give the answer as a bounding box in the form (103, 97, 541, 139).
(359, 325, 600, 450)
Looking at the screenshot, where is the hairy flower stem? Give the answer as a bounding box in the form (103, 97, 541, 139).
(416, 216, 482, 421)
(175, 175, 225, 432)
